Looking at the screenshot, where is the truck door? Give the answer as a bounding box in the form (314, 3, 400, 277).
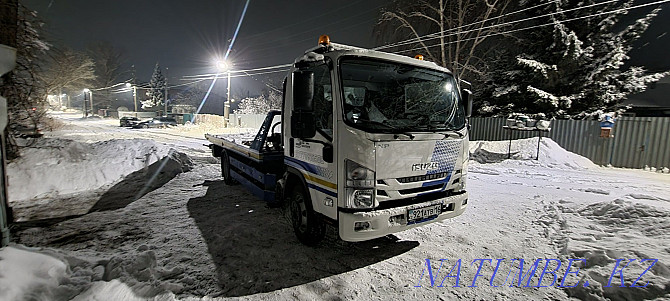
(287, 63, 338, 220)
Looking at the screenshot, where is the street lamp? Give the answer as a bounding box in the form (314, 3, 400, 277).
(126, 83, 138, 112)
(214, 59, 232, 128)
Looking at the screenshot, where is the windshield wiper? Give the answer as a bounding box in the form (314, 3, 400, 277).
(355, 119, 415, 140)
(417, 123, 464, 138)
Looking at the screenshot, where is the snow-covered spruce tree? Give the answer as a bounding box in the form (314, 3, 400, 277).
(142, 63, 166, 109)
(480, 0, 668, 118)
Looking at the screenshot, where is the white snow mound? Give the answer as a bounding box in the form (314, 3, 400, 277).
(0, 245, 68, 301)
(469, 137, 598, 169)
(7, 138, 178, 202)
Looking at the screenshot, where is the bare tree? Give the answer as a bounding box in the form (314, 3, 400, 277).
(40, 47, 96, 101)
(87, 41, 126, 109)
(377, 0, 512, 80)
(173, 82, 208, 106)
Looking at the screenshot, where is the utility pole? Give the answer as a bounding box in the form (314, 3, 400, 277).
(89, 91, 93, 115)
(224, 70, 231, 127)
(164, 67, 169, 116)
(131, 65, 138, 112)
(83, 92, 87, 117)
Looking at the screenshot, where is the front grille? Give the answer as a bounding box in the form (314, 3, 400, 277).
(397, 172, 449, 184)
(398, 183, 444, 195)
(377, 191, 465, 210)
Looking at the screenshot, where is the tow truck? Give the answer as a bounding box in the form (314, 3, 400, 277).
(206, 35, 473, 245)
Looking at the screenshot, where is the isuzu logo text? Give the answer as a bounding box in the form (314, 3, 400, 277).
(412, 162, 439, 171)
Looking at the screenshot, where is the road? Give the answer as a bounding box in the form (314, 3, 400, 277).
(11, 113, 670, 300)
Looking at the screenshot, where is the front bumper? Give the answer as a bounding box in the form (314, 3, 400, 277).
(338, 192, 468, 242)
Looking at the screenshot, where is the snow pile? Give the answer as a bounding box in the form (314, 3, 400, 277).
(72, 280, 178, 301)
(0, 246, 69, 301)
(469, 137, 598, 169)
(7, 138, 190, 203)
(0, 245, 185, 301)
(538, 198, 670, 301)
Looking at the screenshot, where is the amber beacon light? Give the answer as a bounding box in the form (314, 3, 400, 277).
(318, 35, 331, 46)
(414, 54, 424, 60)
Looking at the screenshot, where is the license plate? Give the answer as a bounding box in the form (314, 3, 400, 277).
(407, 204, 442, 224)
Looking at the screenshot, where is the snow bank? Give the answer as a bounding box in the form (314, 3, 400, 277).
(0, 245, 69, 301)
(469, 137, 598, 169)
(7, 138, 187, 202)
(536, 197, 670, 301)
(0, 245, 187, 301)
(71, 280, 178, 301)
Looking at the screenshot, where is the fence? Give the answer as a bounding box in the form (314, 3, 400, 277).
(228, 113, 268, 129)
(191, 113, 669, 169)
(469, 117, 670, 169)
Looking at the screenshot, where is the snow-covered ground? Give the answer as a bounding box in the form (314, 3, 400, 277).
(2, 113, 669, 300)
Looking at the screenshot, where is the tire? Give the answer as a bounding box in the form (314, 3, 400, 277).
(221, 152, 238, 185)
(142, 124, 149, 129)
(289, 185, 326, 246)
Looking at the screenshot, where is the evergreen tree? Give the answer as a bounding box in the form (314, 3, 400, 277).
(142, 63, 166, 109)
(480, 0, 668, 118)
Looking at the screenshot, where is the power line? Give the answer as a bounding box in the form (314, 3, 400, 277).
(182, 63, 292, 79)
(90, 80, 132, 91)
(375, 1, 557, 51)
(393, 0, 669, 55)
(376, 0, 621, 51)
(188, 68, 290, 81)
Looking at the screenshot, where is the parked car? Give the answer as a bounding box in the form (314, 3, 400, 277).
(133, 117, 178, 129)
(120, 116, 140, 127)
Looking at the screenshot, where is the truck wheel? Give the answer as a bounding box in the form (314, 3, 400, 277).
(289, 185, 325, 246)
(221, 152, 238, 185)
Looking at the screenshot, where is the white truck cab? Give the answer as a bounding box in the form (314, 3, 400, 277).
(207, 35, 472, 245)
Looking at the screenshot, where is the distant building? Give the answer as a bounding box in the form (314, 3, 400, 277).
(622, 75, 670, 117)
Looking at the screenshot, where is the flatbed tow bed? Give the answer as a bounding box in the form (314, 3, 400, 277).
(206, 111, 284, 202)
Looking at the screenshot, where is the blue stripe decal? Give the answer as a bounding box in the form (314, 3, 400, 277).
(284, 157, 319, 175)
(421, 175, 451, 187)
(308, 184, 338, 197)
(285, 157, 338, 197)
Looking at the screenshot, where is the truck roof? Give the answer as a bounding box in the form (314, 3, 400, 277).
(300, 42, 452, 75)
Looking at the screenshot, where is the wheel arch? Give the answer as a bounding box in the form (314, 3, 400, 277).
(284, 167, 309, 199)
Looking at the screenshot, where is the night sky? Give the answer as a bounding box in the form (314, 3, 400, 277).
(20, 0, 670, 98)
(21, 0, 389, 97)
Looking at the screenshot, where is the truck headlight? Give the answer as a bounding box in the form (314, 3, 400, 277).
(348, 189, 374, 208)
(345, 160, 376, 208)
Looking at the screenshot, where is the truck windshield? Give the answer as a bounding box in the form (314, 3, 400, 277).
(339, 58, 465, 133)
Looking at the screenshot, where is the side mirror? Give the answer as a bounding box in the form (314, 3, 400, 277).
(293, 71, 314, 111)
(322, 144, 333, 163)
(462, 88, 473, 117)
(291, 70, 316, 138)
